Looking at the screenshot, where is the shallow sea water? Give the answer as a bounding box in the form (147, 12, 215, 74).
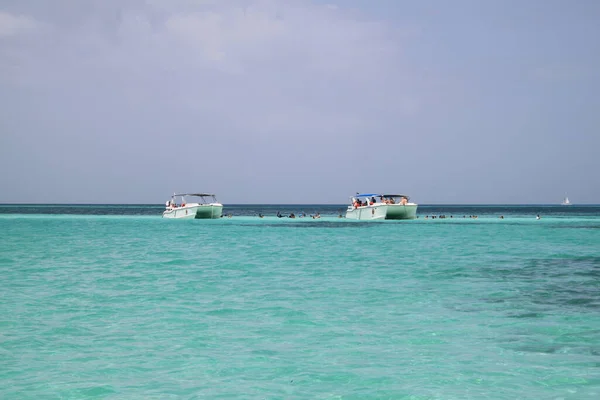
(1, 205, 599, 399)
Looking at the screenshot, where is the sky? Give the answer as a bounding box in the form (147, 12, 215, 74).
(1, 0, 599, 204)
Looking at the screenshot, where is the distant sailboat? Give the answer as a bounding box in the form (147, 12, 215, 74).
(561, 195, 571, 206)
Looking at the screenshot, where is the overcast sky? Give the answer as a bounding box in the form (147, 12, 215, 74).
(1, 0, 599, 204)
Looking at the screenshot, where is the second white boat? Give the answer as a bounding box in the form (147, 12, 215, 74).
(380, 194, 418, 220)
(345, 193, 418, 220)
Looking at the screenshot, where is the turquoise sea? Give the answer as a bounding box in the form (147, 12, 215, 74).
(1, 204, 599, 399)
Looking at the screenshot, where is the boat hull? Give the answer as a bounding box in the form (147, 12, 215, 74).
(385, 204, 418, 220)
(162, 205, 203, 219)
(194, 204, 223, 219)
(162, 204, 223, 219)
(345, 204, 387, 220)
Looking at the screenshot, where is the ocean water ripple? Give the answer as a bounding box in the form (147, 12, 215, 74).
(1, 206, 600, 398)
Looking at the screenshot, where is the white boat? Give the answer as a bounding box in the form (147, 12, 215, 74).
(561, 195, 571, 206)
(380, 194, 418, 220)
(345, 193, 388, 220)
(162, 193, 223, 219)
(345, 193, 418, 221)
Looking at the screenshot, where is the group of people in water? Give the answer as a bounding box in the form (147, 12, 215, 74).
(275, 211, 321, 219)
(227, 213, 540, 219)
(423, 215, 479, 219)
(421, 215, 541, 220)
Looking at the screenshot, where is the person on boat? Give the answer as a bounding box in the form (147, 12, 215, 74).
(370, 197, 376, 205)
(400, 197, 408, 205)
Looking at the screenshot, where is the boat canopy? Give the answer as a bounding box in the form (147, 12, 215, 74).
(354, 193, 381, 197)
(382, 194, 409, 198)
(172, 193, 216, 197)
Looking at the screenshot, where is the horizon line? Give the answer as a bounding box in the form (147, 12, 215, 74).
(0, 203, 598, 206)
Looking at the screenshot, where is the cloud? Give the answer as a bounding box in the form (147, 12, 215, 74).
(0, 11, 38, 37)
(1, 1, 418, 111)
(0, 0, 428, 202)
(163, 7, 286, 63)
